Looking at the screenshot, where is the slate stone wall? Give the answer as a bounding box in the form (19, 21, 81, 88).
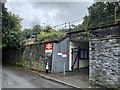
(89, 36, 120, 88)
(22, 44, 46, 71)
(3, 43, 46, 71)
(2, 48, 23, 65)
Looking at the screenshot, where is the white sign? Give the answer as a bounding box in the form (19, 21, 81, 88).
(45, 50, 52, 53)
(57, 53, 62, 55)
(57, 52, 67, 57)
(62, 54, 67, 57)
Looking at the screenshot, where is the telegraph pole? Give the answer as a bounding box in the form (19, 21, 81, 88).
(69, 22, 71, 33)
(114, 6, 117, 23)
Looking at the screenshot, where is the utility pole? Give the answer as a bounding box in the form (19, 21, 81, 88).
(69, 22, 71, 33)
(43, 23, 45, 32)
(64, 23, 66, 29)
(114, 6, 117, 23)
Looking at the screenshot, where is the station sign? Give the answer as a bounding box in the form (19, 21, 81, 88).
(45, 43, 53, 54)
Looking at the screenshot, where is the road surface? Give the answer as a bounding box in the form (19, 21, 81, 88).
(2, 64, 70, 88)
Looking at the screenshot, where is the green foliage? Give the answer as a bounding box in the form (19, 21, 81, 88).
(22, 29, 32, 39)
(44, 25, 52, 32)
(37, 31, 45, 41)
(37, 29, 66, 43)
(32, 25, 43, 35)
(82, 2, 120, 29)
(2, 3, 23, 49)
(82, 15, 89, 31)
(22, 25, 43, 38)
(21, 25, 44, 44)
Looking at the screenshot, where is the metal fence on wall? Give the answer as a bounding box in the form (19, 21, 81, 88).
(89, 9, 120, 29)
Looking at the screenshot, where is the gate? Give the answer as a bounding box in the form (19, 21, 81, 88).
(71, 47, 89, 70)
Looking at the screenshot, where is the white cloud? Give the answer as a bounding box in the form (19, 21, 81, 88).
(7, 0, 94, 2)
(5, 2, 94, 29)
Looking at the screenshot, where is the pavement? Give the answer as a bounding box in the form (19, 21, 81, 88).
(26, 67, 100, 89)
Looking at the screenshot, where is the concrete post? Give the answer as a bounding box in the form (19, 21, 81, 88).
(63, 62, 66, 76)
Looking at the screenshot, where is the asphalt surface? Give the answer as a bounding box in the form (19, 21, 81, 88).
(2, 64, 70, 88)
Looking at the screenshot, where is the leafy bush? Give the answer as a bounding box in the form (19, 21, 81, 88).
(37, 29, 66, 42)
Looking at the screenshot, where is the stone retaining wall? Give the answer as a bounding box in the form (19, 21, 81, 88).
(89, 37, 120, 88)
(22, 44, 46, 71)
(3, 43, 46, 71)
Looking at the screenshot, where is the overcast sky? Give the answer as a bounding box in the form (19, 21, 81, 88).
(5, 1, 94, 30)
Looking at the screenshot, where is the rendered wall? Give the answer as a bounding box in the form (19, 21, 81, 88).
(52, 37, 69, 73)
(69, 41, 89, 69)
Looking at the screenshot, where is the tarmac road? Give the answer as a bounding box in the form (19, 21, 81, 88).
(2, 64, 70, 88)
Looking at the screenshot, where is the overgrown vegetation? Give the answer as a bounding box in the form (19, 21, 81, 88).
(37, 29, 66, 43)
(82, 2, 120, 29)
(2, 3, 23, 49)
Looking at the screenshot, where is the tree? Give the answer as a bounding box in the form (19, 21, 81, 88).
(32, 25, 43, 35)
(21, 25, 44, 43)
(82, 15, 89, 31)
(44, 25, 52, 32)
(21, 29, 32, 40)
(82, 2, 120, 29)
(69, 24, 82, 31)
(2, 3, 22, 49)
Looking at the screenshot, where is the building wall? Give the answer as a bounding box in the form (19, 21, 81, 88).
(89, 37, 120, 88)
(52, 37, 69, 73)
(69, 41, 89, 70)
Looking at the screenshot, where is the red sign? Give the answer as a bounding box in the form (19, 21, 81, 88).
(62, 52, 67, 54)
(45, 43, 53, 50)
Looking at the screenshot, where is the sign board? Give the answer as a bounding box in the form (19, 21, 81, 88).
(62, 54, 67, 57)
(62, 52, 67, 54)
(57, 52, 67, 57)
(57, 53, 62, 55)
(62, 52, 67, 57)
(45, 43, 53, 53)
